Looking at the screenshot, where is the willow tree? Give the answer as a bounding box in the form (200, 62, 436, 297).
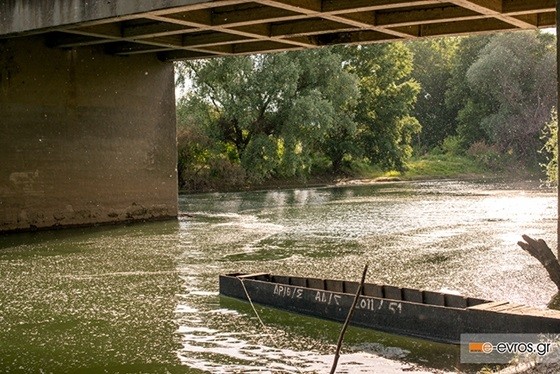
(176, 44, 421, 187)
(176, 49, 359, 183)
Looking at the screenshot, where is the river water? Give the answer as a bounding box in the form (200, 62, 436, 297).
(0, 179, 557, 373)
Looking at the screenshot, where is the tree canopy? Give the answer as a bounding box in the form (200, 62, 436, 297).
(467, 33, 556, 162)
(176, 43, 419, 189)
(409, 38, 459, 151)
(343, 43, 420, 171)
(176, 30, 557, 191)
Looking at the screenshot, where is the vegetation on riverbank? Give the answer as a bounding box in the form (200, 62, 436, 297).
(176, 31, 556, 193)
(178, 151, 537, 193)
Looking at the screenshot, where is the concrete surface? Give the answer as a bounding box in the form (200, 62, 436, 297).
(0, 36, 178, 232)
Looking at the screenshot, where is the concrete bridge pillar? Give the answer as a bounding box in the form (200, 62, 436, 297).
(0, 36, 178, 232)
(0, 0, 554, 233)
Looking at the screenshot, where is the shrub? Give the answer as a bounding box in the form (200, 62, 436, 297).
(177, 128, 246, 192)
(441, 135, 463, 156)
(467, 141, 504, 170)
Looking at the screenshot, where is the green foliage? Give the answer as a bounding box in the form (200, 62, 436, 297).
(455, 98, 493, 149)
(445, 35, 493, 149)
(404, 153, 485, 179)
(466, 141, 507, 171)
(405, 31, 557, 172)
(441, 135, 463, 156)
(175, 30, 556, 191)
(177, 128, 247, 192)
(457, 32, 556, 165)
(409, 38, 460, 151)
(175, 49, 362, 185)
(176, 44, 421, 189)
(176, 90, 249, 191)
(342, 43, 421, 171)
(541, 109, 558, 185)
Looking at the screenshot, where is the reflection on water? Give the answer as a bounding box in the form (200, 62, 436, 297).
(176, 179, 557, 373)
(0, 179, 557, 373)
(0, 222, 185, 373)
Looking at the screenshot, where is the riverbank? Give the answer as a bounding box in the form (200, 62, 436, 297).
(180, 154, 543, 194)
(336, 154, 541, 187)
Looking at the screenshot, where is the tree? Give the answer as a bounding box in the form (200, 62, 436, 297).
(176, 49, 359, 182)
(445, 35, 493, 149)
(458, 31, 557, 164)
(176, 93, 247, 191)
(175, 43, 422, 189)
(342, 43, 421, 171)
(409, 37, 460, 151)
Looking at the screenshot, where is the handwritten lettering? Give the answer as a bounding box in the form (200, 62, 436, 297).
(388, 302, 403, 314)
(355, 297, 375, 311)
(273, 284, 303, 300)
(353, 298, 402, 314)
(314, 291, 341, 305)
(273, 285, 403, 315)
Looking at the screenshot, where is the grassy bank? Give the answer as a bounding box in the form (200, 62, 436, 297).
(355, 153, 545, 182)
(388, 154, 488, 180)
(180, 153, 539, 193)
(348, 153, 543, 186)
(304, 155, 492, 187)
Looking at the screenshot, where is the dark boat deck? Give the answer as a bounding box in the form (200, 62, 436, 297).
(235, 272, 490, 309)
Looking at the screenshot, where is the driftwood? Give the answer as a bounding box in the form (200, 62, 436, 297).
(518, 235, 560, 290)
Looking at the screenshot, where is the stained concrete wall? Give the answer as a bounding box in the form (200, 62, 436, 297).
(0, 36, 178, 232)
(0, 0, 209, 36)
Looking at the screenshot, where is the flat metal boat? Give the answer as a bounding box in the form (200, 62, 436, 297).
(219, 273, 560, 344)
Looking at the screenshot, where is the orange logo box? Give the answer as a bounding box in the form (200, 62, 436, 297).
(469, 342, 484, 353)
(469, 342, 493, 354)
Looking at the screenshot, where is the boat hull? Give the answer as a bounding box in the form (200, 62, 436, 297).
(219, 273, 560, 344)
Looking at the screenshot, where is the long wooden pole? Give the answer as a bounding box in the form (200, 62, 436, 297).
(329, 264, 368, 374)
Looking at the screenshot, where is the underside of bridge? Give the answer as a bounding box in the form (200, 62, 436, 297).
(0, 0, 557, 232)
(1, 0, 556, 60)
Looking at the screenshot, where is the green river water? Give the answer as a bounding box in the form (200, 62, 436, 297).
(0, 179, 557, 373)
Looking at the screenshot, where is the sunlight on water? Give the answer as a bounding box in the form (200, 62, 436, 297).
(175, 292, 452, 373)
(0, 179, 556, 373)
(176, 179, 557, 373)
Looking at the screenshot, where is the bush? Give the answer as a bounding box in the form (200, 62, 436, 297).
(181, 156, 246, 192)
(467, 141, 504, 170)
(178, 128, 246, 192)
(441, 135, 463, 156)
